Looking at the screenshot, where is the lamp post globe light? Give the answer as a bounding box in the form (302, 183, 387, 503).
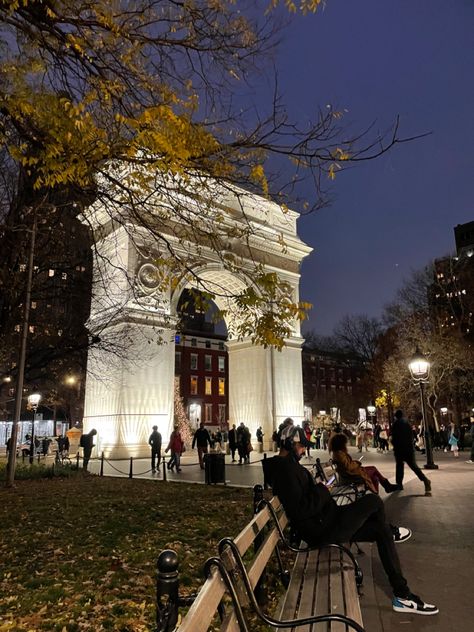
(408, 350, 438, 470)
(28, 392, 41, 464)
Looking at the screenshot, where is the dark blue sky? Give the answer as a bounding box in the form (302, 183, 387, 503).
(271, 0, 473, 335)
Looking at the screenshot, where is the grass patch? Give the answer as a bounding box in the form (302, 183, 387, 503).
(0, 476, 251, 631)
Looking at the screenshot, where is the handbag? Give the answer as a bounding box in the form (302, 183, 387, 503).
(247, 443, 253, 454)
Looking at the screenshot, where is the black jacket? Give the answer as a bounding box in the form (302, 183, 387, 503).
(149, 430, 162, 449)
(391, 417, 415, 457)
(270, 453, 338, 546)
(192, 427, 212, 449)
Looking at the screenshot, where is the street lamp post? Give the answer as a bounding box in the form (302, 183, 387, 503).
(28, 393, 41, 464)
(408, 350, 438, 470)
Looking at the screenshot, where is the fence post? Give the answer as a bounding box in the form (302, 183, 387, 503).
(162, 456, 167, 482)
(76, 452, 80, 469)
(156, 549, 179, 632)
(129, 456, 133, 479)
(100, 452, 104, 477)
(263, 453, 268, 490)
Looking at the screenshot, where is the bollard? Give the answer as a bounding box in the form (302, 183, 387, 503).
(156, 550, 179, 632)
(129, 456, 133, 479)
(100, 452, 104, 477)
(263, 453, 268, 489)
(162, 456, 167, 482)
(253, 484, 264, 516)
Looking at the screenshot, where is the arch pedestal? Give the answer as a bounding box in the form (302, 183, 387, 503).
(227, 337, 305, 450)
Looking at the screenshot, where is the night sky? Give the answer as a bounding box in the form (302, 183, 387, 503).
(271, 1, 474, 335)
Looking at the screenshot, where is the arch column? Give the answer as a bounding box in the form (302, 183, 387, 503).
(227, 336, 304, 450)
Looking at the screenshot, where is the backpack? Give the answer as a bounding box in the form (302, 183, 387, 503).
(79, 435, 85, 448)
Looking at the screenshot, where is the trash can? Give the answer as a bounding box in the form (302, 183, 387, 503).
(204, 452, 226, 485)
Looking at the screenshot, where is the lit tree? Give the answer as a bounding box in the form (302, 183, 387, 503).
(173, 377, 193, 448)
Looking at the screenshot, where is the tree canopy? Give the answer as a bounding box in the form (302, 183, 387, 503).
(0, 0, 410, 348)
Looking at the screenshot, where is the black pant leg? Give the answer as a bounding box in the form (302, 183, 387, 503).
(395, 456, 405, 486)
(405, 452, 428, 482)
(328, 494, 410, 598)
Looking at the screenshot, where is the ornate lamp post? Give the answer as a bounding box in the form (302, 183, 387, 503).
(408, 350, 438, 470)
(28, 392, 41, 464)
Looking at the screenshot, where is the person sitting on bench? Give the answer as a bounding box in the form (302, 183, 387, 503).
(271, 427, 439, 616)
(329, 432, 399, 494)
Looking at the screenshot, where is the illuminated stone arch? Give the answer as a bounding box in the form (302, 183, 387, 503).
(81, 188, 311, 459)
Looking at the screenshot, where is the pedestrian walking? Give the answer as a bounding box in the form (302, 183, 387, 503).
(165, 425, 185, 472)
(448, 422, 460, 458)
(256, 426, 264, 445)
(148, 425, 162, 473)
(391, 410, 431, 494)
(192, 422, 212, 469)
(80, 428, 97, 471)
(228, 423, 237, 461)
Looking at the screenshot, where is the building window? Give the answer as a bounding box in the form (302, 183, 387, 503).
(205, 340, 211, 349)
(218, 378, 225, 396)
(219, 342, 225, 350)
(190, 353, 198, 370)
(61, 272, 67, 280)
(205, 355, 212, 371)
(19, 264, 26, 272)
(205, 377, 212, 395)
(218, 404, 226, 424)
(14, 324, 20, 332)
(190, 376, 198, 395)
(29, 325, 35, 333)
(175, 352, 181, 371)
(191, 338, 197, 347)
(205, 403, 212, 422)
(48, 269, 55, 277)
(218, 356, 225, 372)
(31, 301, 37, 309)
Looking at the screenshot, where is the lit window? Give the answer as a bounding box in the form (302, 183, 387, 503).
(218, 378, 225, 396)
(58, 329, 63, 336)
(190, 376, 198, 395)
(190, 354, 198, 370)
(19, 264, 26, 272)
(81, 266, 86, 272)
(205, 377, 212, 395)
(31, 301, 37, 309)
(48, 269, 55, 277)
(29, 325, 35, 333)
(205, 403, 212, 422)
(218, 356, 225, 372)
(14, 324, 20, 332)
(61, 272, 67, 280)
(205, 355, 212, 371)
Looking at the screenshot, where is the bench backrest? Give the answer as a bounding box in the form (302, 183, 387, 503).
(177, 496, 288, 632)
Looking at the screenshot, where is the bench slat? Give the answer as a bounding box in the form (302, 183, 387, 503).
(177, 570, 226, 632)
(328, 549, 346, 632)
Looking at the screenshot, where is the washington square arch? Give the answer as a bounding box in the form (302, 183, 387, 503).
(81, 180, 312, 459)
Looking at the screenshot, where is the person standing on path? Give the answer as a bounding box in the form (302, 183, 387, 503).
(192, 421, 212, 469)
(448, 422, 460, 458)
(80, 428, 97, 471)
(148, 425, 162, 473)
(467, 417, 474, 464)
(391, 410, 431, 494)
(228, 423, 237, 461)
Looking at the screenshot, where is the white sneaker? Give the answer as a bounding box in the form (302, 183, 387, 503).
(466, 460, 474, 464)
(390, 525, 412, 543)
(393, 593, 439, 615)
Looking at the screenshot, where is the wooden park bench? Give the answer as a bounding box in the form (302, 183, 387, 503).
(156, 485, 365, 632)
